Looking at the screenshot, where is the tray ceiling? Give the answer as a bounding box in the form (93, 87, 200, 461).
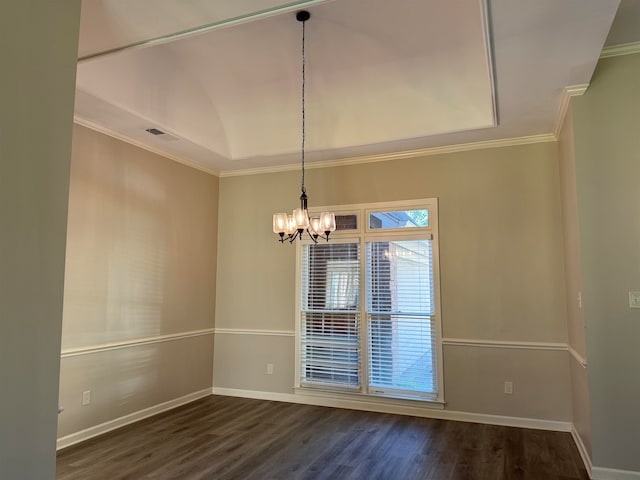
(76, 0, 622, 173)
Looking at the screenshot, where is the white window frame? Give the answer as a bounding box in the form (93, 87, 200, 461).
(295, 198, 444, 405)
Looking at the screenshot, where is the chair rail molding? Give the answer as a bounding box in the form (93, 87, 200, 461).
(60, 328, 215, 357)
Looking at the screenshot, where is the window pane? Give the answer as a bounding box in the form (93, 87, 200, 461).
(369, 209, 429, 230)
(367, 240, 434, 315)
(301, 243, 361, 388)
(336, 214, 358, 231)
(368, 315, 436, 396)
(366, 239, 437, 397)
(325, 260, 359, 309)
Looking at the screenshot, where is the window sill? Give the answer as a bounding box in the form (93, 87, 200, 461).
(293, 386, 445, 413)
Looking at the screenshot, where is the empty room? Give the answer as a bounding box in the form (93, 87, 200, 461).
(2, 1, 640, 479)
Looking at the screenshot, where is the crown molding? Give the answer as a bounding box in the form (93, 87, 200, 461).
(600, 41, 640, 59)
(553, 84, 589, 138)
(76, 118, 568, 180)
(73, 116, 220, 177)
(220, 134, 556, 178)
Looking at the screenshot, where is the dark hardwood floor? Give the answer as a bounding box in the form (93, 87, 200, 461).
(56, 395, 589, 480)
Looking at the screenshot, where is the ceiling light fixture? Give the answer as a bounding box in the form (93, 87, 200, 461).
(273, 11, 336, 244)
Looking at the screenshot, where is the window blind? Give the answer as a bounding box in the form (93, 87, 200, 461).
(366, 239, 437, 398)
(300, 242, 360, 388)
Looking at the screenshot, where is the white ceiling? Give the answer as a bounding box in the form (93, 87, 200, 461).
(76, 0, 624, 174)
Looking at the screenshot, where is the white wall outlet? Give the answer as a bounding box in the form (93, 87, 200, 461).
(629, 291, 640, 308)
(267, 363, 274, 375)
(504, 381, 513, 395)
(82, 390, 91, 406)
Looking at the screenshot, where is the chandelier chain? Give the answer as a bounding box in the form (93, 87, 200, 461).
(271, 11, 336, 244)
(301, 16, 306, 194)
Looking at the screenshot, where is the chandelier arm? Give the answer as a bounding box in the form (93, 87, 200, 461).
(306, 229, 319, 243)
(290, 230, 302, 243)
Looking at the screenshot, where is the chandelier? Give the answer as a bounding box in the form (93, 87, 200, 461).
(272, 11, 336, 243)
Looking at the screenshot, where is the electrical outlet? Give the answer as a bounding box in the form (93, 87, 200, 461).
(267, 363, 274, 375)
(82, 390, 91, 406)
(504, 381, 513, 395)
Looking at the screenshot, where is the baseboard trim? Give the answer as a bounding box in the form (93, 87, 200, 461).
(56, 388, 213, 451)
(211, 387, 571, 432)
(591, 467, 640, 480)
(571, 426, 593, 477)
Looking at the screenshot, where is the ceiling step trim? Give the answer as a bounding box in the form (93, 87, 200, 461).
(78, 0, 338, 62)
(220, 134, 556, 178)
(553, 84, 589, 138)
(74, 115, 219, 176)
(600, 41, 640, 59)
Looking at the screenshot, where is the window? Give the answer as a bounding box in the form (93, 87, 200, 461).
(297, 200, 442, 403)
(300, 242, 360, 388)
(368, 209, 429, 230)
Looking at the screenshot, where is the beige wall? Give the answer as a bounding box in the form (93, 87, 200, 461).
(214, 335, 295, 393)
(0, 2, 81, 479)
(58, 125, 218, 439)
(215, 142, 572, 421)
(58, 335, 215, 437)
(444, 346, 570, 420)
(557, 102, 592, 458)
(558, 105, 588, 357)
(572, 52, 640, 472)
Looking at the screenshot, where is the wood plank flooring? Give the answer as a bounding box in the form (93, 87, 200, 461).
(56, 395, 589, 480)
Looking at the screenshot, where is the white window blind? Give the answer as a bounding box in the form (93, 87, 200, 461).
(366, 239, 437, 399)
(300, 242, 360, 388)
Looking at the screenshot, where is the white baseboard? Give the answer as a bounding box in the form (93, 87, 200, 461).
(56, 388, 213, 450)
(591, 467, 640, 480)
(569, 426, 640, 480)
(571, 426, 593, 477)
(211, 387, 572, 432)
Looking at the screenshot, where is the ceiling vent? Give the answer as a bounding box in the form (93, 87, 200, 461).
(145, 127, 179, 141)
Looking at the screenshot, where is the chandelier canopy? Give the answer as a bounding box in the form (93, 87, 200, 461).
(272, 11, 336, 243)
